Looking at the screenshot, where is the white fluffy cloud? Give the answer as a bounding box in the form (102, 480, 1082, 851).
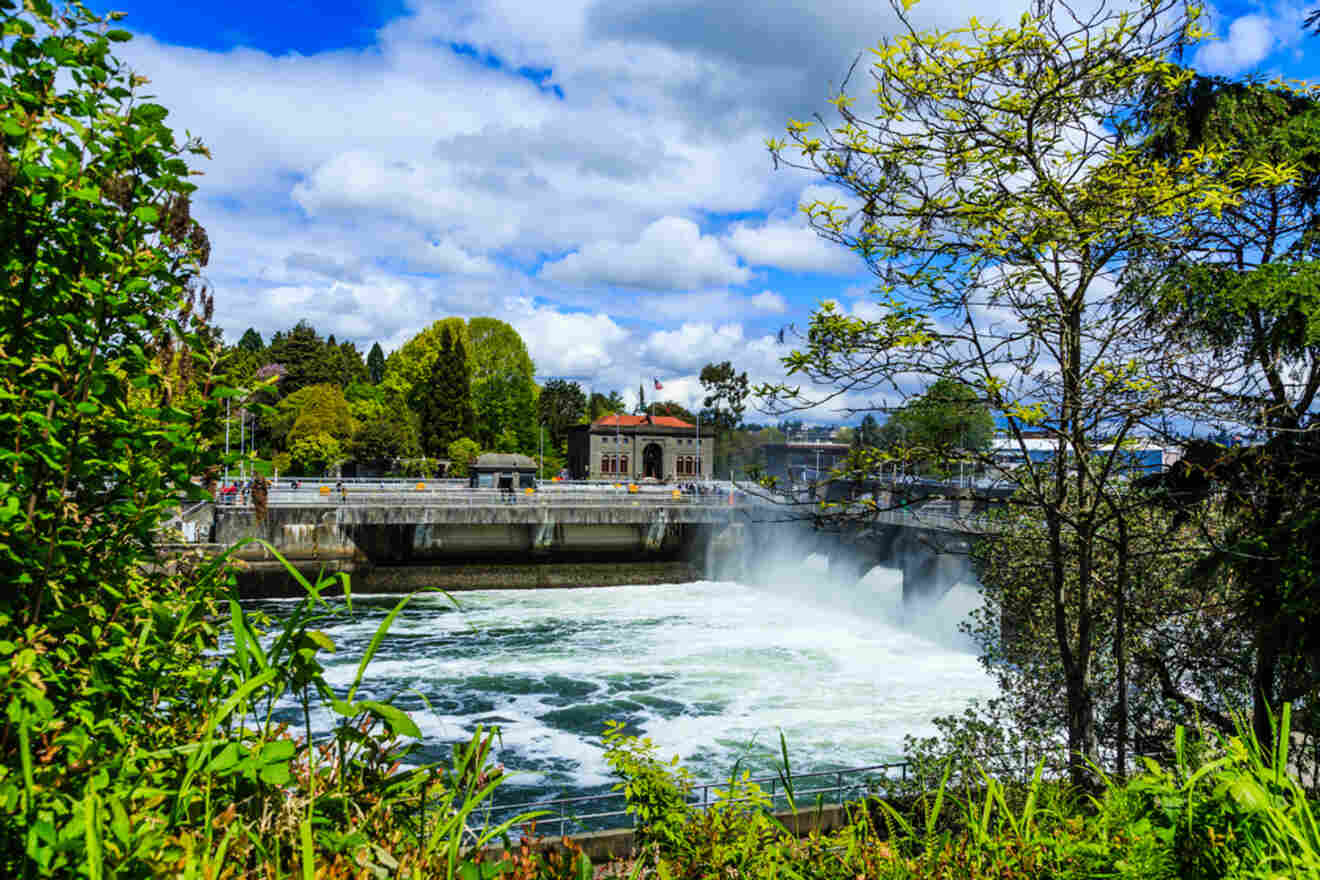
(749, 290, 788, 312)
(503, 298, 632, 377)
(539, 217, 751, 289)
(1196, 3, 1306, 75)
(98, 0, 1316, 425)
(1197, 15, 1276, 73)
(642, 322, 748, 371)
(724, 219, 858, 274)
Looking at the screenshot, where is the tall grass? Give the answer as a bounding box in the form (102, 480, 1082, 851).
(2, 540, 547, 878)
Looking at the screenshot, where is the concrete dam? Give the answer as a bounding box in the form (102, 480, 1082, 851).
(195, 484, 991, 599)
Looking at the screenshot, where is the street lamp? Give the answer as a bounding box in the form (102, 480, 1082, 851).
(224, 397, 231, 486)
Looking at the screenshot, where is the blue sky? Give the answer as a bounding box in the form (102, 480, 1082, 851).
(102, 0, 1319, 421)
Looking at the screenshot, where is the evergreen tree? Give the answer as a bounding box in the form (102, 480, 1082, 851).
(636, 382, 646, 414)
(416, 327, 474, 456)
(366, 342, 386, 384)
(334, 339, 368, 387)
(266, 320, 337, 395)
(237, 327, 264, 353)
(452, 334, 476, 440)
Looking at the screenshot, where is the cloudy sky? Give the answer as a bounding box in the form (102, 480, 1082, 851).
(104, 0, 1316, 421)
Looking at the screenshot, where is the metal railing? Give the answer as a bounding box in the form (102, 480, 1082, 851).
(479, 760, 919, 839)
(473, 749, 1096, 839)
(214, 487, 752, 509)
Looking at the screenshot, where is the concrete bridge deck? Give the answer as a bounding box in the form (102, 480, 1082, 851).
(186, 481, 1002, 599)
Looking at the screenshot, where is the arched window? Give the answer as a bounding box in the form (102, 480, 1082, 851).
(600, 454, 610, 474)
(620, 455, 629, 475)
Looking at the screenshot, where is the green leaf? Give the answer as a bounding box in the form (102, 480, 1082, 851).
(132, 205, 158, 224)
(1, 118, 25, 137)
(1226, 776, 1270, 812)
(259, 739, 296, 763)
(357, 700, 421, 739)
(105, 29, 132, 42)
(207, 741, 242, 773)
(131, 103, 169, 125)
(303, 630, 336, 653)
(259, 762, 291, 785)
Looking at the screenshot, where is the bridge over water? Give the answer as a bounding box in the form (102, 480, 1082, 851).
(190, 480, 995, 599)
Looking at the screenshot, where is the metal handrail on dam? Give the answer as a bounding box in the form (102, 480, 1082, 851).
(221, 489, 745, 509)
(479, 760, 917, 839)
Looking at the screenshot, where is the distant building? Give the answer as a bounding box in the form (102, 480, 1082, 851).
(990, 434, 1175, 475)
(469, 453, 538, 490)
(567, 413, 713, 481)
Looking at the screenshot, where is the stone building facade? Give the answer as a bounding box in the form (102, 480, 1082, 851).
(567, 413, 713, 481)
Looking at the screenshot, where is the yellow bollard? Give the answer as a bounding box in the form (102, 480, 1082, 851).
(671, 489, 681, 499)
(415, 482, 425, 490)
(319, 485, 330, 495)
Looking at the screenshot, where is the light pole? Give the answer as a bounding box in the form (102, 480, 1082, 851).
(239, 407, 245, 482)
(224, 397, 231, 486)
(539, 425, 544, 480)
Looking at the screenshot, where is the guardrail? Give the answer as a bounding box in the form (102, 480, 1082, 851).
(478, 761, 917, 839)
(214, 487, 752, 508)
(473, 748, 1101, 839)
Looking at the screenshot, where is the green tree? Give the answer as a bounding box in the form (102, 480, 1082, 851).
(699, 361, 749, 432)
(636, 382, 647, 415)
(1, 0, 219, 613)
(268, 383, 356, 449)
(330, 338, 368, 387)
(237, 327, 264, 353)
(216, 342, 263, 390)
(266, 320, 338, 395)
(700, 361, 749, 476)
(472, 371, 537, 453)
(380, 317, 471, 404)
(415, 327, 474, 456)
(0, 4, 228, 872)
(881, 379, 995, 475)
(1127, 74, 1320, 752)
(589, 390, 628, 421)
(446, 437, 481, 477)
(350, 410, 420, 466)
(539, 379, 587, 450)
(468, 317, 535, 385)
(288, 432, 343, 476)
(760, 0, 1280, 784)
(366, 341, 386, 384)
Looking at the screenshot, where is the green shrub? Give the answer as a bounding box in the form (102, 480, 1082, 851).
(601, 720, 694, 855)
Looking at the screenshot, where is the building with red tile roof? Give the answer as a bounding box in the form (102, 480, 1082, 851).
(567, 412, 712, 481)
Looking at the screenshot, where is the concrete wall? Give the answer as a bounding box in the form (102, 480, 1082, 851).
(211, 504, 725, 596)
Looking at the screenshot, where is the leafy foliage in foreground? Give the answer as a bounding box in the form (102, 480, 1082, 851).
(597, 708, 1320, 879)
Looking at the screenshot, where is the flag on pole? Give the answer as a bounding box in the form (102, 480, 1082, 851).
(653, 377, 663, 391)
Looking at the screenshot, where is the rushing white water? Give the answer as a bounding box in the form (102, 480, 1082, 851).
(248, 555, 996, 800)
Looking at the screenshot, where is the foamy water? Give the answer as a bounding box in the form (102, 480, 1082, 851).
(245, 556, 996, 799)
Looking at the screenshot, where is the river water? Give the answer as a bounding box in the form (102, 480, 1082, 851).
(246, 556, 996, 810)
